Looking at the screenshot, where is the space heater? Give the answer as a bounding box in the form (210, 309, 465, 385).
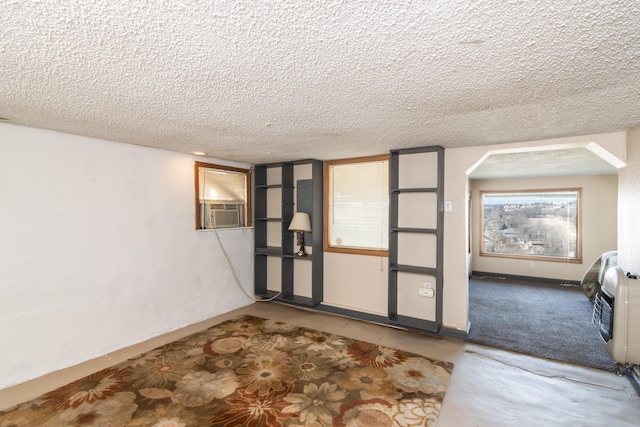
(592, 266, 640, 382)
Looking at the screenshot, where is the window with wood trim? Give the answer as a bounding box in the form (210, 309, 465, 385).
(324, 155, 389, 256)
(480, 189, 581, 262)
(194, 162, 251, 230)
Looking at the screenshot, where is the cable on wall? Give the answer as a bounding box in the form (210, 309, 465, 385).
(213, 228, 281, 302)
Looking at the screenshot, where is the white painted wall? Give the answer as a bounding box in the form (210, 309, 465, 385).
(619, 124, 640, 275)
(0, 124, 254, 390)
(470, 174, 618, 281)
(323, 252, 388, 315)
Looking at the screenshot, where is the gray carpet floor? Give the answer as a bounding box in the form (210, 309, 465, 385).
(468, 276, 615, 371)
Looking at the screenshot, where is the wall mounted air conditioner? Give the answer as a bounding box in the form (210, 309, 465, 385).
(204, 203, 242, 228)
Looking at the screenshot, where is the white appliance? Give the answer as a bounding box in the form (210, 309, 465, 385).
(203, 203, 242, 228)
(592, 266, 640, 370)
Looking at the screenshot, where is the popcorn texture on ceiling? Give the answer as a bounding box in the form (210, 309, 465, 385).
(1, 0, 639, 164)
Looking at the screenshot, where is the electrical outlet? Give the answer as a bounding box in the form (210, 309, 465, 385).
(530, 261, 535, 269)
(419, 287, 434, 297)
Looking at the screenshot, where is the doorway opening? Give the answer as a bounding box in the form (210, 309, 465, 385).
(465, 143, 622, 370)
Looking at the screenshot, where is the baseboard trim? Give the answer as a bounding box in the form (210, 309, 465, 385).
(315, 304, 390, 326)
(439, 325, 469, 341)
(272, 301, 469, 340)
(471, 271, 581, 286)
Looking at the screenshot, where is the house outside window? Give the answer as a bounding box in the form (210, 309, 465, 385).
(480, 189, 581, 262)
(195, 162, 251, 229)
(324, 155, 389, 256)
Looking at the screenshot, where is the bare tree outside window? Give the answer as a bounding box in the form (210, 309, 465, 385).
(480, 189, 581, 263)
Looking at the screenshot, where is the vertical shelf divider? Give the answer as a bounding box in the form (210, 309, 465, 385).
(388, 146, 445, 333)
(281, 163, 294, 299)
(254, 165, 268, 297)
(254, 159, 323, 307)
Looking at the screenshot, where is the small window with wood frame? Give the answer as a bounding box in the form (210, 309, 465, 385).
(480, 189, 581, 263)
(195, 162, 251, 230)
(324, 155, 389, 256)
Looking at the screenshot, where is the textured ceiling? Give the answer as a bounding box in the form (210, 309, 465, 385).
(1, 0, 640, 165)
(469, 147, 620, 179)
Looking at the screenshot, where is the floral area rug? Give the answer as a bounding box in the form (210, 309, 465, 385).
(0, 315, 453, 426)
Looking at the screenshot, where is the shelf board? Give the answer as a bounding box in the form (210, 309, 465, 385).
(256, 184, 283, 189)
(254, 217, 295, 224)
(255, 290, 282, 301)
(391, 227, 437, 234)
(281, 295, 316, 307)
(388, 314, 440, 333)
(255, 247, 283, 255)
(391, 187, 438, 193)
(389, 264, 436, 275)
(283, 254, 313, 260)
(254, 293, 318, 308)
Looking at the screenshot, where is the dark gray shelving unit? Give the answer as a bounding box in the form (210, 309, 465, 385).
(388, 146, 445, 333)
(254, 159, 323, 307)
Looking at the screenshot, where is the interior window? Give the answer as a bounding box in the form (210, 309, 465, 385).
(195, 162, 251, 229)
(480, 189, 581, 262)
(324, 155, 389, 256)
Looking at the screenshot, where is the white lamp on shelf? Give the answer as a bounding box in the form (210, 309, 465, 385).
(288, 212, 312, 257)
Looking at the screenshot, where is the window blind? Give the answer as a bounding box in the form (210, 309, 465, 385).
(198, 168, 247, 203)
(328, 159, 389, 251)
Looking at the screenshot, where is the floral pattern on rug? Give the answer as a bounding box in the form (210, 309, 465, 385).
(0, 315, 453, 427)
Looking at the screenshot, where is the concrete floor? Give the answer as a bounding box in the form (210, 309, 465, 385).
(1, 302, 638, 426)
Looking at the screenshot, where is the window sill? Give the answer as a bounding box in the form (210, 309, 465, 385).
(325, 246, 388, 257)
(197, 226, 254, 233)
